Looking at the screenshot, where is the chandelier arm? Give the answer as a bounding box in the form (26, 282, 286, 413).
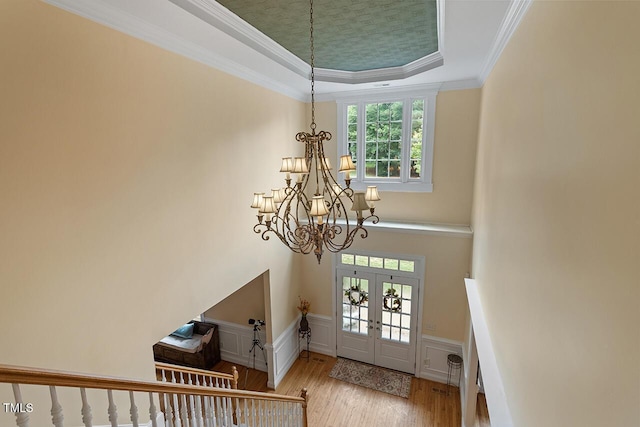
(249, 0, 380, 263)
(323, 225, 365, 253)
(262, 215, 313, 255)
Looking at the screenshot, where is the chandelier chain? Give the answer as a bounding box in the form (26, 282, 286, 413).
(309, 0, 316, 131)
(250, 0, 380, 264)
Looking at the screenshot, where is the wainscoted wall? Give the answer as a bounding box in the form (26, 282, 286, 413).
(419, 335, 463, 384)
(205, 317, 301, 389)
(305, 314, 336, 357)
(307, 314, 462, 384)
(208, 315, 462, 390)
(204, 318, 269, 372)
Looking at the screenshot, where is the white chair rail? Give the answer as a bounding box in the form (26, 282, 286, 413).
(0, 364, 308, 427)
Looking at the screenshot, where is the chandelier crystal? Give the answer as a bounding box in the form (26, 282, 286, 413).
(250, 0, 380, 263)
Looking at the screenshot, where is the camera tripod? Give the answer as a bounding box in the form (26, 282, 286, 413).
(244, 322, 268, 389)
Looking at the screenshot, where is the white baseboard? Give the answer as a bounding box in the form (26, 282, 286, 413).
(204, 317, 300, 390)
(303, 314, 462, 384)
(418, 335, 463, 385)
(203, 318, 269, 372)
(305, 313, 336, 357)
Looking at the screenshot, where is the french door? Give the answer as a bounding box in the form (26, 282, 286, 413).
(336, 269, 419, 373)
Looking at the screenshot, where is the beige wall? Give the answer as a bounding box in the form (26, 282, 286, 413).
(301, 90, 480, 342)
(315, 88, 481, 225)
(0, 0, 305, 390)
(471, 1, 640, 426)
(205, 274, 266, 326)
(301, 232, 472, 341)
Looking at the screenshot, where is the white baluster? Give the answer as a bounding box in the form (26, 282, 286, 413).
(178, 374, 188, 427)
(268, 401, 273, 427)
(107, 390, 118, 427)
(128, 391, 139, 427)
(80, 388, 93, 427)
(11, 384, 30, 427)
(215, 396, 224, 426)
(170, 372, 182, 427)
(185, 374, 197, 426)
(49, 385, 64, 427)
(259, 400, 264, 427)
(203, 394, 211, 427)
(164, 393, 174, 427)
(193, 375, 203, 427)
(242, 399, 248, 427)
(149, 392, 158, 427)
(250, 399, 256, 427)
(220, 390, 228, 427)
(209, 396, 217, 427)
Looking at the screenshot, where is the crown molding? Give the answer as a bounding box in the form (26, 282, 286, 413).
(168, 0, 311, 77)
(318, 82, 443, 103)
(478, 0, 533, 84)
(42, 0, 309, 101)
(314, 52, 444, 85)
(170, 0, 446, 85)
(440, 78, 483, 92)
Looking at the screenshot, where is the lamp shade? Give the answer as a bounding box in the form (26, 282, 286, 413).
(251, 192, 264, 209)
(309, 195, 330, 216)
(338, 155, 356, 172)
(333, 184, 343, 196)
(350, 192, 370, 211)
(292, 157, 309, 174)
(278, 187, 287, 202)
(259, 196, 277, 214)
(271, 188, 283, 204)
(365, 186, 381, 202)
(280, 157, 294, 173)
(317, 157, 332, 170)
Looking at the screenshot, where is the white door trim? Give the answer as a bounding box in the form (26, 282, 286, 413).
(332, 251, 425, 376)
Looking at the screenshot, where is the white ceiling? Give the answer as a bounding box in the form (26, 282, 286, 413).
(43, 0, 532, 101)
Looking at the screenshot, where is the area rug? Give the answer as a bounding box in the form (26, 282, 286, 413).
(329, 358, 412, 398)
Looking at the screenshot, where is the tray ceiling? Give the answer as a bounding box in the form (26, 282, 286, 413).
(215, 0, 439, 72)
(42, 0, 532, 99)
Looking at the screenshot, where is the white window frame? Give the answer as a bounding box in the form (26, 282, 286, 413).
(336, 89, 437, 192)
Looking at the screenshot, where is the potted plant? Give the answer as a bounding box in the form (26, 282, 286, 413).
(297, 296, 311, 332)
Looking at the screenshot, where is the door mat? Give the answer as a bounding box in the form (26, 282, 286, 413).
(329, 358, 412, 398)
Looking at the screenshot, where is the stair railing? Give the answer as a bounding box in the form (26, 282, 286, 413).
(0, 363, 308, 427)
(155, 362, 238, 390)
(155, 362, 240, 425)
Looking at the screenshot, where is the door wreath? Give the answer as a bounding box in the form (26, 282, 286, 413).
(345, 284, 368, 306)
(383, 288, 402, 312)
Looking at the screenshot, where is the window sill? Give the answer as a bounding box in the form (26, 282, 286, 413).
(323, 218, 472, 238)
(343, 180, 433, 193)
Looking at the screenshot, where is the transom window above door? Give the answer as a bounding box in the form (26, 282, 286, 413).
(339, 252, 422, 278)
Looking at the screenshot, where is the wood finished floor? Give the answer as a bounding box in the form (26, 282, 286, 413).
(213, 352, 490, 427)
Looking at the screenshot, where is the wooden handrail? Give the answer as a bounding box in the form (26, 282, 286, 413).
(155, 362, 239, 389)
(0, 364, 303, 404)
(155, 362, 234, 381)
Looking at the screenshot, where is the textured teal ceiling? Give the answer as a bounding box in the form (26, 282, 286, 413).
(215, 0, 438, 72)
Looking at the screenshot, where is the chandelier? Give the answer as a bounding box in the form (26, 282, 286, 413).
(250, 0, 380, 263)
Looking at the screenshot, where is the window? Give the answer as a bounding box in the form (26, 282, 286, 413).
(340, 252, 417, 275)
(338, 90, 437, 192)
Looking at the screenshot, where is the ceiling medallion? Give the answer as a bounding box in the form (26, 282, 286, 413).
(250, 0, 380, 263)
